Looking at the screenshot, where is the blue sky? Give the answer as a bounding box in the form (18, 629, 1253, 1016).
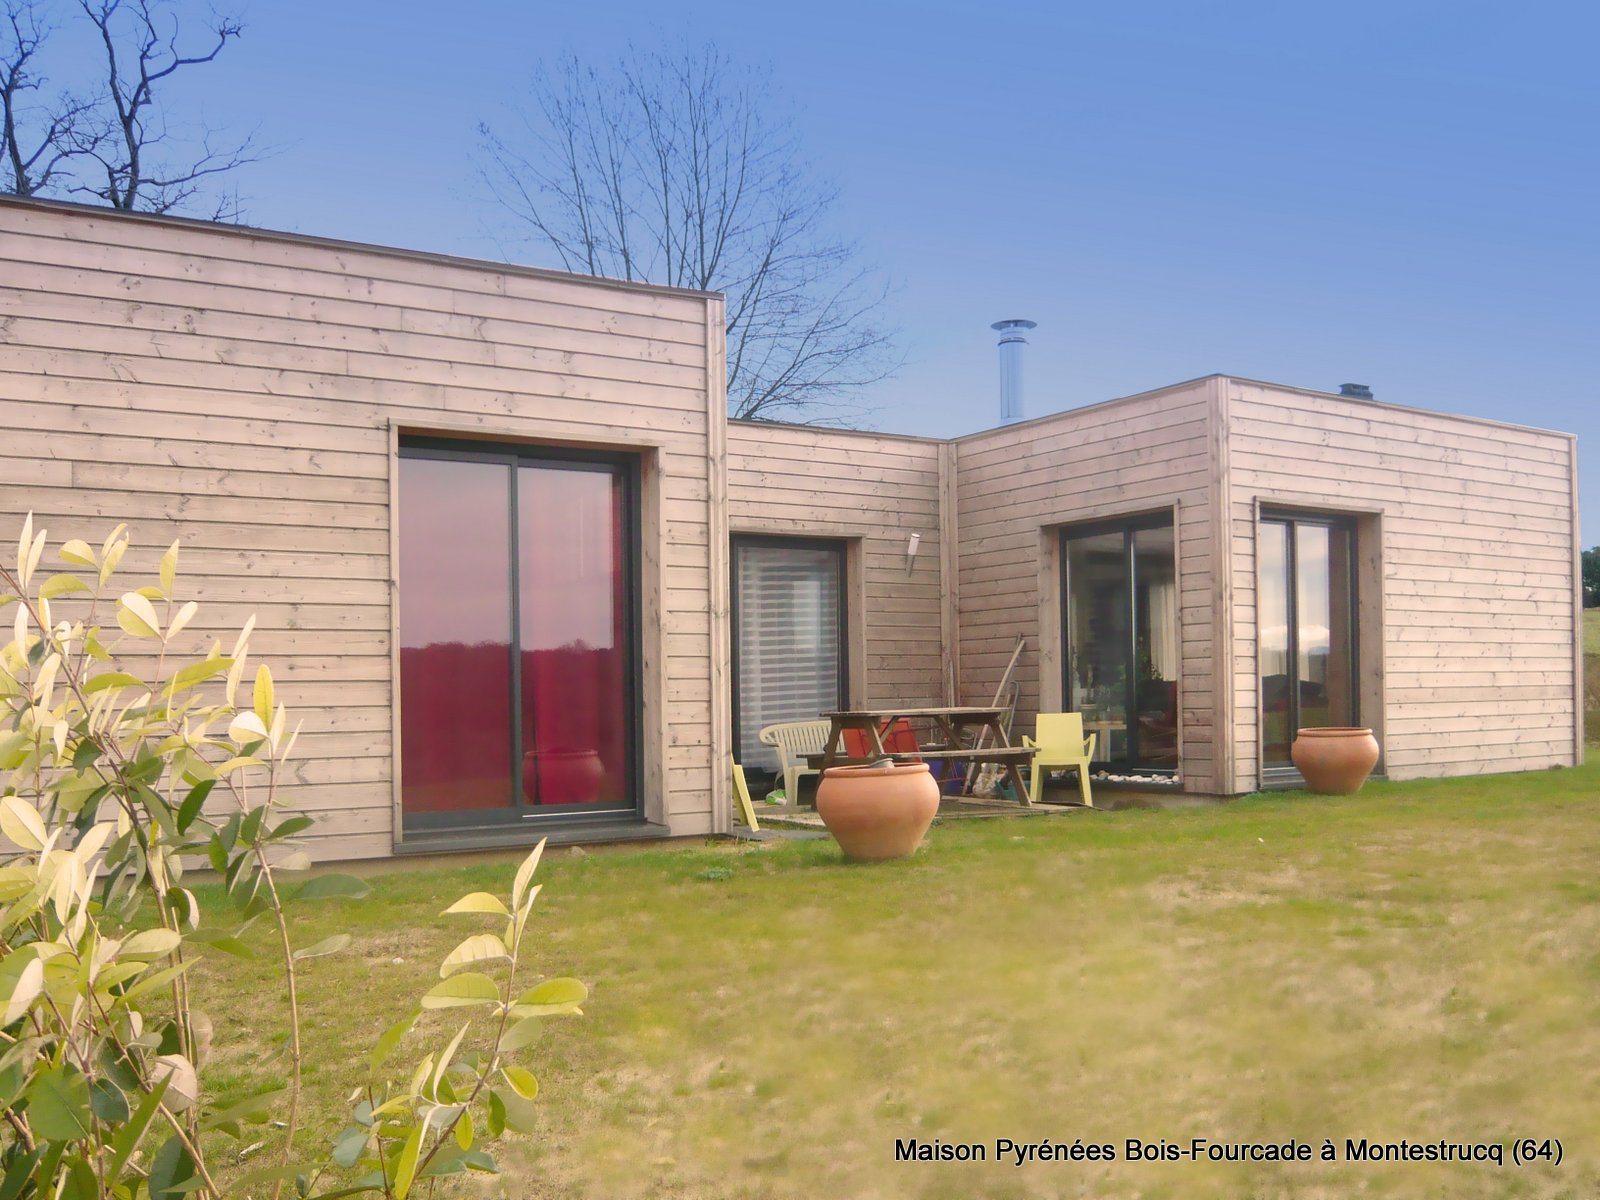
(36, 0, 1600, 537)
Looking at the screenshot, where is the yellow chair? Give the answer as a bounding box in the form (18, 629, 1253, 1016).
(1023, 713, 1097, 807)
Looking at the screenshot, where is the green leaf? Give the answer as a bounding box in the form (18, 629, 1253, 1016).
(24, 1064, 93, 1141)
(0, 796, 46, 852)
(117, 592, 161, 639)
(239, 805, 267, 847)
(291, 873, 372, 902)
(253, 665, 274, 729)
(147, 1134, 198, 1200)
(331, 1126, 368, 1169)
(2, 956, 44, 1026)
(120, 960, 194, 1003)
(121, 928, 182, 959)
(500, 1065, 539, 1101)
(486, 1090, 506, 1138)
(500, 1016, 544, 1054)
(90, 1077, 131, 1124)
(442, 892, 510, 918)
(107, 1076, 170, 1181)
(291, 934, 351, 960)
(168, 657, 231, 695)
(493, 1086, 539, 1134)
(176, 780, 215, 833)
(189, 933, 255, 960)
(420, 973, 500, 1010)
(511, 977, 588, 1015)
(82, 671, 148, 696)
(454, 1111, 474, 1152)
(439, 933, 509, 978)
(58, 540, 96, 567)
(369, 1009, 419, 1075)
(393, 1123, 423, 1200)
(159, 540, 179, 596)
(40, 574, 89, 601)
(511, 838, 546, 913)
(268, 814, 315, 841)
(0, 1149, 43, 1200)
(71, 739, 100, 771)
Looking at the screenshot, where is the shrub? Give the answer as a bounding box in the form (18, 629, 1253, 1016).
(0, 516, 584, 1198)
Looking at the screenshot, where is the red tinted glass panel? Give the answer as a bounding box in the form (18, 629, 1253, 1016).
(399, 457, 514, 814)
(518, 465, 626, 806)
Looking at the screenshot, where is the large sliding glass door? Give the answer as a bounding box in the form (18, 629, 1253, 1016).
(731, 537, 846, 776)
(1061, 515, 1179, 775)
(1258, 513, 1356, 767)
(398, 440, 637, 833)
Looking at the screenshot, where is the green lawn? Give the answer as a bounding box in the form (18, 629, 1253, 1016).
(197, 764, 1600, 1199)
(1584, 608, 1600, 655)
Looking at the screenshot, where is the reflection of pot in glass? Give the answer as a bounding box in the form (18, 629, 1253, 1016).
(522, 749, 605, 805)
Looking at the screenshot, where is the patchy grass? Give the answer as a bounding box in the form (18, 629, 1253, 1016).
(1583, 608, 1600, 656)
(193, 764, 1600, 1199)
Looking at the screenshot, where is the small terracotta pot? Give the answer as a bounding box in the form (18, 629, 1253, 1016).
(1291, 727, 1380, 794)
(525, 749, 606, 805)
(814, 762, 941, 861)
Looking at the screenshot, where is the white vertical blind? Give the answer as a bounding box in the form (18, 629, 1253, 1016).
(735, 542, 843, 771)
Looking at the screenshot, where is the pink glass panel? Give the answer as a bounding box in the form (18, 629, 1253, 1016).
(518, 466, 626, 806)
(398, 457, 514, 814)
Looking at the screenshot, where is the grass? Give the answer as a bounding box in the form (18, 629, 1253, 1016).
(193, 764, 1600, 1199)
(1586, 610, 1600, 742)
(1583, 608, 1600, 656)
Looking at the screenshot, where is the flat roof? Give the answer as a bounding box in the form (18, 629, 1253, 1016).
(0, 193, 721, 302)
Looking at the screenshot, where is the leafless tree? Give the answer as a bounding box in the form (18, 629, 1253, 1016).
(479, 47, 897, 423)
(1, 0, 254, 218)
(1, 0, 86, 196)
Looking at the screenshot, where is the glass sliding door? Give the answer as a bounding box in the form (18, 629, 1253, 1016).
(731, 538, 846, 777)
(1061, 515, 1178, 775)
(398, 441, 637, 833)
(1259, 513, 1356, 766)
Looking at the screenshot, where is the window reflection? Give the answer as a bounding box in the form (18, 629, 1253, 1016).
(398, 457, 515, 814)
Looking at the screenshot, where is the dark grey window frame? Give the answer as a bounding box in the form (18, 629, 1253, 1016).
(398, 436, 643, 834)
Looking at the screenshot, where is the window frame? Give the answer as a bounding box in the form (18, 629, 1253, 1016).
(397, 436, 643, 832)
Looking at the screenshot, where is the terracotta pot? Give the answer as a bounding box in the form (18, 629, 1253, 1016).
(814, 762, 941, 861)
(524, 749, 606, 805)
(1290, 727, 1380, 794)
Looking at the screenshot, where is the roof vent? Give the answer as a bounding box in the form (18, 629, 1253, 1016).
(1338, 382, 1374, 400)
(991, 319, 1036, 425)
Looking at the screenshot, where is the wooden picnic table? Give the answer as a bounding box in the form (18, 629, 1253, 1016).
(805, 706, 1034, 807)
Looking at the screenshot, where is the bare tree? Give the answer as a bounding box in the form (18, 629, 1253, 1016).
(479, 47, 897, 423)
(0, 0, 254, 218)
(1, 0, 86, 195)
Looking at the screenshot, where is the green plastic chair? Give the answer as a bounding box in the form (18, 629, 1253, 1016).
(1022, 713, 1097, 807)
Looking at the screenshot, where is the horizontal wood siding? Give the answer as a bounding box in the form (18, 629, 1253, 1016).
(725, 423, 946, 707)
(954, 381, 1222, 792)
(1224, 379, 1579, 788)
(0, 199, 717, 859)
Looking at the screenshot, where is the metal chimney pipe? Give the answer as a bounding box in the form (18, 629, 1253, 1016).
(991, 319, 1036, 425)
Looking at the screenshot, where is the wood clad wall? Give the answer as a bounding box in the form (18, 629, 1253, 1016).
(725, 423, 946, 706)
(1223, 379, 1580, 787)
(953, 379, 1224, 792)
(0, 198, 719, 859)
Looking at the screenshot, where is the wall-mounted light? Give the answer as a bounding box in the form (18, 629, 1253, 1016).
(905, 532, 921, 576)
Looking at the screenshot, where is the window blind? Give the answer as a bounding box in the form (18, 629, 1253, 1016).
(734, 542, 843, 771)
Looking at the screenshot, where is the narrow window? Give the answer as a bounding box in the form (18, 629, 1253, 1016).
(731, 537, 847, 778)
(1259, 513, 1357, 767)
(1060, 515, 1179, 775)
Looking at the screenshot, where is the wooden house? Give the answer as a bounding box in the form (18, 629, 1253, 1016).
(0, 198, 1582, 858)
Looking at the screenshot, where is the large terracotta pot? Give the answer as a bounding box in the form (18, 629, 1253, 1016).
(814, 762, 941, 861)
(1291, 727, 1380, 794)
